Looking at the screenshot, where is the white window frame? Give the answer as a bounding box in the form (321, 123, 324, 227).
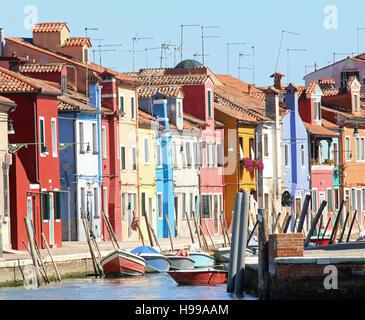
(284, 144, 289, 167)
(131, 146, 137, 172)
(131, 96, 136, 120)
(103, 187, 108, 217)
(120, 144, 126, 171)
(312, 188, 318, 213)
(326, 187, 333, 212)
(263, 133, 269, 158)
(334, 187, 340, 211)
(119, 94, 125, 118)
(156, 143, 162, 168)
(39, 116, 47, 156)
(79, 121, 85, 154)
(51, 118, 57, 158)
(157, 193, 163, 219)
(92, 122, 98, 154)
(301, 144, 305, 168)
(345, 136, 351, 161)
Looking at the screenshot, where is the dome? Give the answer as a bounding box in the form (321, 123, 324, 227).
(174, 59, 204, 68)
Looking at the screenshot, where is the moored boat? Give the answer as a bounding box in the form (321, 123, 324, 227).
(131, 246, 171, 273)
(188, 251, 215, 268)
(101, 248, 146, 277)
(165, 252, 195, 270)
(167, 268, 228, 285)
(212, 246, 230, 263)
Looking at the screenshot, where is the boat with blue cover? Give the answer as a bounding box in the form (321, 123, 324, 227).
(131, 246, 171, 273)
(188, 251, 215, 268)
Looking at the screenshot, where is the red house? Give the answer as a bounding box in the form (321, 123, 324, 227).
(0, 66, 62, 250)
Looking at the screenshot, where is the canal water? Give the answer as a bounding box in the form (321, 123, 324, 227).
(0, 273, 257, 300)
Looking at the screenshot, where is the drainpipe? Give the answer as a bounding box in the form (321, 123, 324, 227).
(27, 95, 43, 248)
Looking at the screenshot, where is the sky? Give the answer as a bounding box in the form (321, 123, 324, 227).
(1, 0, 365, 87)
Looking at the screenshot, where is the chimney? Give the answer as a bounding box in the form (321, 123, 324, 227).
(286, 83, 299, 112)
(270, 72, 285, 90)
(0, 28, 4, 57)
(265, 86, 280, 121)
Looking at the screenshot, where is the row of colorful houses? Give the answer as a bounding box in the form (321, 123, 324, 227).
(0, 22, 365, 252)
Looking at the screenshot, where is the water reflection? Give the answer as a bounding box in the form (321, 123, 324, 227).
(0, 273, 257, 300)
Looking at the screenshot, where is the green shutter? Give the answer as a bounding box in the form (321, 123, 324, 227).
(207, 90, 212, 117)
(121, 146, 125, 170)
(40, 119, 46, 153)
(313, 102, 318, 120)
(141, 193, 146, 217)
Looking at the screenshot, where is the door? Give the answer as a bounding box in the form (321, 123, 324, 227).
(174, 196, 178, 236)
(148, 197, 153, 229)
(357, 189, 362, 226)
(344, 189, 350, 226)
(49, 192, 55, 246)
(128, 194, 132, 238)
(319, 192, 327, 227)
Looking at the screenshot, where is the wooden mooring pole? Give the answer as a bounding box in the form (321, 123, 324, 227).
(165, 214, 174, 252)
(258, 208, 269, 300)
(297, 194, 311, 233)
(185, 211, 195, 244)
(329, 200, 345, 245)
(339, 211, 350, 243)
(346, 210, 358, 242)
(304, 201, 327, 247)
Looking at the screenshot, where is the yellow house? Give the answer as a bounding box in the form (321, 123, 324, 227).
(214, 84, 265, 224)
(137, 110, 158, 243)
(118, 86, 140, 241)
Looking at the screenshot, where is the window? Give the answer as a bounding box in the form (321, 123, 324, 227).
(144, 138, 150, 164)
(207, 90, 212, 118)
(103, 187, 108, 217)
(156, 143, 162, 167)
(131, 147, 137, 171)
(182, 193, 186, 215)
(120, 146, 126, 170)
(186, 142, 192, 167)
(141, 192, 146, 217)
(131, 96, 135, 120)
(327, 189, 333, 212)
(51, 118, 57, 157)
(94, 188, 99, 218)
(345, 137, 351, 161)
(79, 122, 85, 153)
(284, 144, 289, 167)
(313, 102, 319, 121)
(334, 188, 340, 211)
(312, 189, 317, 213)
(263, 134, 269, 157)
(354, 94, 359, 111)
(84, 48, 89, 63)
(119, 95, 125, 115)
(217, 144, 223, 167)
(62, 75, 67, 92)
(39, 117, 47, 154)
(356, 137, 360, 161)
(189, 193, 194, 217)
(362, 188, 365, 212)
(352, 188, 356, 210)
(92, 123, 98, 154)
(54, 192, 61, 220)
(158, 193, 163, 219)
(102, 126, 107, 159)
(340, 71, 359, 88)
(301, 144, 305, 167)
(178, 101, 182, 118)
(361, 138, 365, 161)
(333, 142, 339, 165)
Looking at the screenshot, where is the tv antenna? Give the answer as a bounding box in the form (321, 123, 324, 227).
(274, 30, 300, 72)
(238, 52, 250, 80)
(305, 64, 315, 75)
(201, 25, 220, 65)
(97, 44, 123, 66)
(286, 48, 307, 83)
(91, 39, 106, 62)
(132, 34, 154, 71)
(180, 24, 200, 61)
(144, 47, 160, 69)
(226, 42, 246, 75)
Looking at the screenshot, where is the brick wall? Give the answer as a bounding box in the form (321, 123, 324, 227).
(269, 233, 304, 264)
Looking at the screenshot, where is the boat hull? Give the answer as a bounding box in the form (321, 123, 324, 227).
(166, 256, 195, 270)
(167, 269, 228, 285)
(139, 253, 171, 273)
(101, 249, 146, 277)
(188, 252, 215, 268)
(212, 247, 230, 263)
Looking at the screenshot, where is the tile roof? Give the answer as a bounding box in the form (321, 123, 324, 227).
(0, 95, 16, 106)
(319, 78, 335, 85)
(5, 38, 140, 86)
(19, 63, 65, 74)
(33, 22, 69, 33)
(183, 113, 208, 127)
(321, 118, 338, 129)
(304, 122, 338, 137)
(214, 102, 258, 122)
(215, 74, 264, 95)
(305, 81, 318, 95)
(0, 66, 61, 94)
(321, 104, 365, 121)
(138, 110, 158, 127)
(138, 85, 183, 99)
(64, 37, 92, 48)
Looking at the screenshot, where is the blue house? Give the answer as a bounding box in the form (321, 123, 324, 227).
(282, 83, 310, 229)
(59, 84, 102, 241)
(152, 93, 176, 238)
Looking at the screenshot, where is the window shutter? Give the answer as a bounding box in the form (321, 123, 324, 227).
(42, 193, 50, 220)
(54, 192, 61, 220)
